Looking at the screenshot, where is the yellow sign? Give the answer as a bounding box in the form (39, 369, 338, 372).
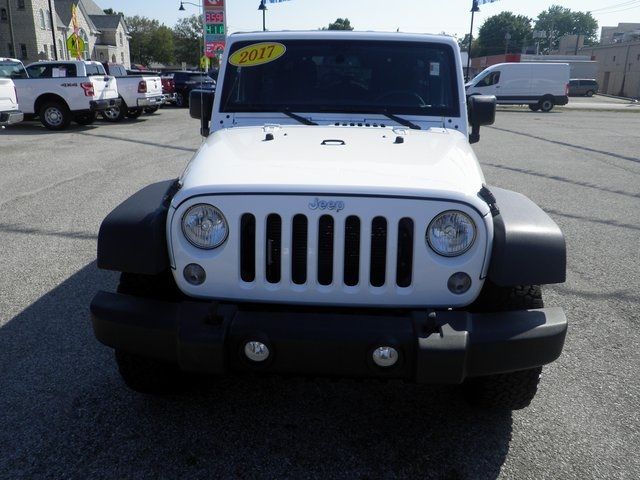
(66, 34, 85, 59)
(229, 42, 286, 67)
(200, 55, 211, 70)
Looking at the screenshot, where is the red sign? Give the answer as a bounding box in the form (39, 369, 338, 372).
(205, 10, 224, 23)
(206, 41, 225, 57)
(204, 0, 224, 8)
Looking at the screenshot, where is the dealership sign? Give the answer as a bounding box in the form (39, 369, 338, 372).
(204, 0, 226, 58)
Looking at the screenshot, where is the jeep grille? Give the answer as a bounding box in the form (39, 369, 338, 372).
(240, 213, 414, 288)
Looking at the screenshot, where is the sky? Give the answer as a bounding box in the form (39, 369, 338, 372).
(100, 0, 640, 39)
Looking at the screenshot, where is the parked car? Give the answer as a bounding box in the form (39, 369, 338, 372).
(101, 63, 163, 120)
(91, 31, 567, 411)
(10, 59, 120, 129)
(466, 62, 570, 112)
(568, 79, 598, 97)
(160, 74, 177, 104)
(164, 71, 215, 107)
(0, 65, 24, 127)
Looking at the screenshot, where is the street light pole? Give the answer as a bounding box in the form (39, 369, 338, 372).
(466, 0, 480, 82)
(258, 0, 267, 32)
(6, 0, 17, 58)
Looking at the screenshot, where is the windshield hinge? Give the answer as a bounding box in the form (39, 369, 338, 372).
(478, 185, 499, 217)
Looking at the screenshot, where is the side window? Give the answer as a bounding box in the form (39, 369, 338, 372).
(477, 71, 500, 87)
(85, 64, 105, 76)
(27, 65, 50, 78)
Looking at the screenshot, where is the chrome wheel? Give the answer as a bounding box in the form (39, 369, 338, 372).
(44, 106, 64, 127)
(103, 106, 121, 120)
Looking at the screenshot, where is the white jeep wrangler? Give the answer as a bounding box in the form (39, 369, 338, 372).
(91, 32, 567, 410)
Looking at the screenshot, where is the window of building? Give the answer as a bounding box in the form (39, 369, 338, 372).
(1, 8, 7, 21)
(39, 9, 46, 29)
(612, 55, 616, 61)
(121, 52, 124, 63)
(99, 52, 104, 60)
(17, 0, 25, 11)
(44, 44, 48, 58)
(20, 44, 27, 59)
(46, 10, 52, 29)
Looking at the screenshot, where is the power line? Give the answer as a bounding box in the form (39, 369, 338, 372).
(589, 0, 640, 14)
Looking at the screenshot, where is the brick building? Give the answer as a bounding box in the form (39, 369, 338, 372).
(0, 0, 130, 67)
(580, 23, 640, 98)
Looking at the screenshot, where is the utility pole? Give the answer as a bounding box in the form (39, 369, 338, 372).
(466, 0, 480, 82)
(504, 32, 511, 55)
(574, 33, 580, 55)
(6, 0, 17, 58)
(48, 0, 58, 59)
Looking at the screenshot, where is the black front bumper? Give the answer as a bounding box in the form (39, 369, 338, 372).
(90, 292, 567, 383)
(90, 98, 122, 111)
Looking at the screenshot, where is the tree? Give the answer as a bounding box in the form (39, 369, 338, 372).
(476, 12, 532, 56)
(534, 5, 598, 52)
(322, 18, 354, 31)
(458, 33, 479, 57)
(103, 8, 124, 16)
(173, 15, 204, 67)
(126, 16, 174, 66)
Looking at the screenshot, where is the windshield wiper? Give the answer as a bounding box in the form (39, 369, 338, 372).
(281, 109, 318, 126)
(380, 111, 421, 130)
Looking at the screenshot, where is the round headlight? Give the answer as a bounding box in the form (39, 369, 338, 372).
(182, 204, 228, 249)
(427, 210, 476, 257)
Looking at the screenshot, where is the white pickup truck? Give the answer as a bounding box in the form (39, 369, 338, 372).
(101, 63, 164, 121)
(0, 60, 24, 127)
(5, 59, 120, 130)
(91, 31, 567, 411)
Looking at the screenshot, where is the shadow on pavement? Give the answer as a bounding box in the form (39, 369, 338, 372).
(0, 263, 512, 480)
(0, 122, 98, 135)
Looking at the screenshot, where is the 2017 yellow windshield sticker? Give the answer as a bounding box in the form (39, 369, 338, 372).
(229, 42, 286, 67)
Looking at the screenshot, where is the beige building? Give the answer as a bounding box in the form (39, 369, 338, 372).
(580, 23, 640, 98)
(0, 0, 130, 67)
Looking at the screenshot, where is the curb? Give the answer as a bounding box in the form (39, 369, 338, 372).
(596, 93, 639, 103)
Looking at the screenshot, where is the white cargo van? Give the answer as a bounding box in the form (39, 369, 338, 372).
(465, 63, 569, 112)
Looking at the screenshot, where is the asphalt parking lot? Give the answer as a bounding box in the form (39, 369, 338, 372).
(1, 108, 638, 479)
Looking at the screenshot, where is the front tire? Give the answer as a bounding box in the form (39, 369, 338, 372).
(463, 283, 545, 410)
(39, 101, 71, 130)
(463, 366, 543, 410)
(175, 92, 187, 108)
(115, 349, 188, 394)
(114, 272, 187, 394)
(586, 90, 595, 97)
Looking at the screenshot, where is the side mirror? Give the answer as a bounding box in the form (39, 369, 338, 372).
(467, 95, 496, 144)
(189, 89, 215, 137)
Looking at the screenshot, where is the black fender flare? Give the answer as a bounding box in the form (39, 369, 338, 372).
(487, 187, 566, 286)
(97, 179, 179, 274)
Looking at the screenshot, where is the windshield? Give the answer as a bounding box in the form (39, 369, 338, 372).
(221, 40, 460, 117)
(187, 73, 214, 82)
(0, 61, 28, 79)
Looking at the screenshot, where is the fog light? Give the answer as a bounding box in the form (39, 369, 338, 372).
(183, 263, 206, 285)
(244, 341, 270, 362)
(372, 346, 398, 367)
(448, 272, 472, 294)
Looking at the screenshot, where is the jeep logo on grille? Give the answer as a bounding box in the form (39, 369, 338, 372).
(308, 198, 345, 212)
